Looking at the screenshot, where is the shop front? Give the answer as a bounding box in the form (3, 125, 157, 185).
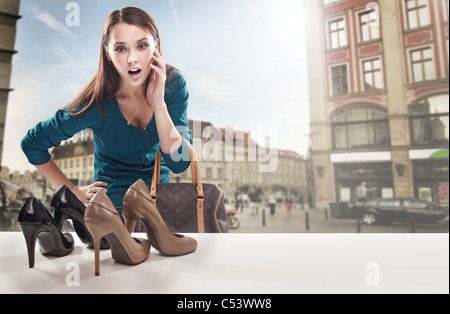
(410, 149, 449, 207)
(331, 151, 394, 203)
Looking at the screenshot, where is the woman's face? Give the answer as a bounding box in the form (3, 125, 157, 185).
(105, 23, 156, 89)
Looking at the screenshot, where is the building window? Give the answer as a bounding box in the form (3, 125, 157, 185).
(332, 105, 390, 149)
(413, 160, 449, 205)
(363, 58, 384, 91)
(359, 10, 381, 42)
(328, 18, 347, 49)
(410, 47, 435, 82)
(331, 65, 349, 96)
(405, 0, 431, 29)
(410, 94, 449, 145)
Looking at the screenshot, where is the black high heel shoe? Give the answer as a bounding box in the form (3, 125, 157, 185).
(18, 197, 74, 268)
(51, 185, 109, 250)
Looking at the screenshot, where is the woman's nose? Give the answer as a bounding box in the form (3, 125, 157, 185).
(128, 51, 138, 64)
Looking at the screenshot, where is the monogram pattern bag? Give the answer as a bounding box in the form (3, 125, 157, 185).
(149, 143, 228, 233)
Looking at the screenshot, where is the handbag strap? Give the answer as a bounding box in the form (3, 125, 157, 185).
(150, 140, 205, 233)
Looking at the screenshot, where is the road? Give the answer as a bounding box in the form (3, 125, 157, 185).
(228, 204, 449, 234)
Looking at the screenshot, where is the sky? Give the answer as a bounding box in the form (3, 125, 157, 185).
(2, 0, 310, 172)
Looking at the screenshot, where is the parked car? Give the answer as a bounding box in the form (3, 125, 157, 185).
(349, 198, 449, 225)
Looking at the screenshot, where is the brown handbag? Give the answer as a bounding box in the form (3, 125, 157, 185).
(149, 143, 228, 233)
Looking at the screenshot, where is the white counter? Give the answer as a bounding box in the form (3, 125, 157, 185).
(0, 232, 448, 294)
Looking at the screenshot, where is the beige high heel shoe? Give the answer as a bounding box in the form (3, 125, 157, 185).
(84, 190, 150, 276)
(123, 179, 198, 256)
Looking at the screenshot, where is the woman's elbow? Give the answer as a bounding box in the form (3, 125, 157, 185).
(170, 160, 191, 175)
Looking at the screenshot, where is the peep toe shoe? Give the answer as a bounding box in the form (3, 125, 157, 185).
(84, 190, 150, 276)
(123, 179, 198, 256)
(51, 185, 109, 249)
(18, 197, 74, 268)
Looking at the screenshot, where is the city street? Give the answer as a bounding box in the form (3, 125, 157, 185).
(228, 204, 449, 234)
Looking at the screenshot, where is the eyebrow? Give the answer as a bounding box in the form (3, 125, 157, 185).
(113, 37, 149, 46)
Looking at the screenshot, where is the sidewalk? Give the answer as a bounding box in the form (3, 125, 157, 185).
(229, 204, 449, 234)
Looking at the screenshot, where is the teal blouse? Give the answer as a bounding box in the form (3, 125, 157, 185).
(21, 72, 192, 207)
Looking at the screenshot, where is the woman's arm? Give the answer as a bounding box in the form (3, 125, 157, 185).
(148, 51, 192, 173)
(153, 104, 183, 155)
(21, 108, 107, 204)
(35, 159, 74, 191)
(147, 50, 183, 155)
(35, 159, 107, 204)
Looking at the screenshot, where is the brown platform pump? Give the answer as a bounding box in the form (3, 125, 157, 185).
(84, 190, 150, 276)
(123, 179, 198, 256)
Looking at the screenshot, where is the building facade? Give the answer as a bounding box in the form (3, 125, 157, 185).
(50, 120, 307, 200)
(52, 135, 95, 186)
(305, 0, 449, 209)
(0, 0, 21, 165)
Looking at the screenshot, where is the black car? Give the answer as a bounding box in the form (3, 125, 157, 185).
(349, 198, 449, 225)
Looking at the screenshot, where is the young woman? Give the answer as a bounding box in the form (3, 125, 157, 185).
(285, 192, 293, 216)
(21, 7, 192, 211)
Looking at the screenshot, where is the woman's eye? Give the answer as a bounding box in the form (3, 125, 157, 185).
(115, 46, 126, 53)
(138, 43, 148, 50)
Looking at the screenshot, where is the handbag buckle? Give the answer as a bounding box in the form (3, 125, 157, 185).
(197, 195, 204, 208)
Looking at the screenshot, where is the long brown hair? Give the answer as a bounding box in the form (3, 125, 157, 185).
(66, 7, 177, 118)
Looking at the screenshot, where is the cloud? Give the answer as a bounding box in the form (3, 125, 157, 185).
(27, 5, 78, 40)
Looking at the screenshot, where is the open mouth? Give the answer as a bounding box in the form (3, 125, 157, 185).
(128, 69, 142, 75)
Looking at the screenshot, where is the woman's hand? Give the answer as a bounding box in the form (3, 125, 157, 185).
(72, 181, 109, 205)
(146, 49, 167, 112)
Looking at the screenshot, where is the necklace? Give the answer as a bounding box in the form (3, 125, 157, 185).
(119, 97, 144, 126)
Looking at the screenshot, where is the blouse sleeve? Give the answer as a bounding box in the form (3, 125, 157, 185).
(160, 72, 193, 174)
(20, 106, 98, 166)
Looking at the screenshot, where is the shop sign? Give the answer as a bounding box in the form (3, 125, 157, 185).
(409, 149, 449, 160)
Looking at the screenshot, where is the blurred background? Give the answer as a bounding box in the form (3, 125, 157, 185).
(0, 0, 448, 233)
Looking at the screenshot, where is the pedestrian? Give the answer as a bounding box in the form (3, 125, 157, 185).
(285, 192, 294, 216)
(20, 7, 192, 221)
(308, 192, 314, 210)
(268, 190, 277, 216)
(299, 191, 304, 210)
(224, 198, 233, 211)
(248, 188, 259, 215)
(242, 193, 249, 209)
(356, 181, 377, 203)
(236, 191, 243, 212)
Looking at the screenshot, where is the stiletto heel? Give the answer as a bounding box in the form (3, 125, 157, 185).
(51, 185, 109, 249)
(84, 190, 150, 276)
(123, 179, 197, 256)
(18, 198, 74, 268)
(123, 201, 145, 233)
(19, 223, 40, 268)
(85, 220, 113, 276)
